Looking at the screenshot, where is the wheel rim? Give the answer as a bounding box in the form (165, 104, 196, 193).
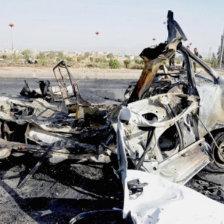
(214, 141, 224, 167)
(218, 142, 224, 162)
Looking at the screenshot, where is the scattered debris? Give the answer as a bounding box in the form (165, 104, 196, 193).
(20, 80, 52, 101)
(1, 10, 224, 224)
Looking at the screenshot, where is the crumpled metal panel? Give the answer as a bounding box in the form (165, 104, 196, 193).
(117, 93, 211, 184)
(123, 170, 224, 224)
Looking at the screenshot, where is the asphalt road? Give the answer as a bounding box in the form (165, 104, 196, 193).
(0, 78, 134, 104)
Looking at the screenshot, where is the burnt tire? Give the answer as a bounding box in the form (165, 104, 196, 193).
(207, 132, 224, 172)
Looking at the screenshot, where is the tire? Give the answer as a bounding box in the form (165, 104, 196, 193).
(207, 132, 224, 172)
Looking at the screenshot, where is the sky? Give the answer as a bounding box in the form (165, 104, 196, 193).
(0, 0, 224, 56)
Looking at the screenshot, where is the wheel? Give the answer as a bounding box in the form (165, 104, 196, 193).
(207, 132, 224, 172)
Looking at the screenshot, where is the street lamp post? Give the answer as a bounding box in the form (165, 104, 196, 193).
(9, 23, 14, 52)
(95, 31, 100, 57)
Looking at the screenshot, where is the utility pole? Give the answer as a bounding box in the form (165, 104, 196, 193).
(9, 23, 14, 52)
(209, 47, 212, 61)
(219, 31, 224, 68)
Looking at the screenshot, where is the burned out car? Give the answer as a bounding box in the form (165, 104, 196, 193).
(117, 10, 224, 183)
(0, 10, 224, 224)
(114, 10, 224, 224)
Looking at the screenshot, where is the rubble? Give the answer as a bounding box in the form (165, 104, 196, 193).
(0, 10, 224, 224)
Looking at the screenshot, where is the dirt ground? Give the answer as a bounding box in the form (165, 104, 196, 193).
(0, 66, 223, 80)
(0, 66, 141, 80)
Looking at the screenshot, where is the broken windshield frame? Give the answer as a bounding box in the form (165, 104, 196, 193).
(182, 46, 218, 84)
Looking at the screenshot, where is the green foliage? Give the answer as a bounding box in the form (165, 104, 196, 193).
(203, 58, 211, 64)
(58, 52, 65, 60)
(37, 52, 48, 66)
(86, 63, 96, 68)
(0, 50, 142, 69)
(12, 53, 20, 62)
(77, 56, 86, 62)
(94, 58, 101, 63)
(109, 59, 120, 69)
(211, 53, 218, 68)
(130, 63, 144, 69)
(65, 56, 73, 63)
(48, 51, 57, 60)
(135, 59, 144, 64)
(37, 52, 45, 60)
(107, 53, 114, 59)
(22, 49, 33, 60)
(95, 57, 107, 63)
(97, 63, 107, 69)
(40, 59, 48, 66)
(123, 59, 131, 68)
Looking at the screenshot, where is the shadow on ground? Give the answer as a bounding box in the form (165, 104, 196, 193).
(0, 154, 123, 223)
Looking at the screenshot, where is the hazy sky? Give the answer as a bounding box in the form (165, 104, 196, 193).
(0, 0, 224, 55)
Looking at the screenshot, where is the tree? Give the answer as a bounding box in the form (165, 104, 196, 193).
(211, 53, 218, 68)
(109, 59, 120, 69)
(37, 52, 48, 66)
(107, 53, 114, 59)
(22, 49, 33, 60)
(123, 59, 131, 68)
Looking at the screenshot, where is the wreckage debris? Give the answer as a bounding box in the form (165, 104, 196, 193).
(20, 80, 52, 101)
(53, 60, 90, 108)
(115, 10, 224, 223)
(1, 10, 224, 224)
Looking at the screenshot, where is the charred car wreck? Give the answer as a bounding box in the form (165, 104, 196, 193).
(115, 10, 224, 223)
(0, 10, 224, 224)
